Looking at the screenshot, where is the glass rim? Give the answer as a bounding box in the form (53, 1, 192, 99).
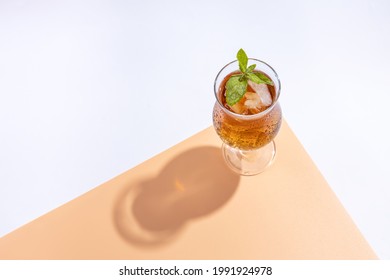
(213, 58, 281, 119)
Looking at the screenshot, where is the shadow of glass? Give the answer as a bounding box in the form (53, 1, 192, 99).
(114, 146, 240, 247)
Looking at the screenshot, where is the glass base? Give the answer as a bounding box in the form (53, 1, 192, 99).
(222, 141, 276, 176)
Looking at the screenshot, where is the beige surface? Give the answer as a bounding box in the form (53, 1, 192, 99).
(0, 121, 377, 259)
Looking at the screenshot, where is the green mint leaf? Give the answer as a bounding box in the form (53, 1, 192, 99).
(253, 72, 274, 85)
(238, 73, 246, 82)
(226, 75, 248, 106)
(246, 72, 263, 84)
(237, 49, 248, 73)
(247, 64, 256, 73)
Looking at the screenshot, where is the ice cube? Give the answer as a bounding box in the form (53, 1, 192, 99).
(228, 82, 273, 115)
(244, 92, 261, 109)
(248, 80, 273, 106)
(230, 101, 245, 114)
(229, 93, 253, 115)
(229, 91, 264, 115)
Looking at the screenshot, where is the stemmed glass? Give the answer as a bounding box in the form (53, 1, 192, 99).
(212, 59, 282, 175)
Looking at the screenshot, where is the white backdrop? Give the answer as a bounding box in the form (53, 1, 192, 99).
(0, 0, 389, 258)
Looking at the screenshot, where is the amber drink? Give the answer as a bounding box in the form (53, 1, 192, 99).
(213, 58, 282, 175)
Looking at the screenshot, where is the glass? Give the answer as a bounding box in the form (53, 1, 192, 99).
(212, 58, 282, 175)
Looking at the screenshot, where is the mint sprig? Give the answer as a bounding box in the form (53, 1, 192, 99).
(225, 49, 274, 106)
(225, 76, 248, 106)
